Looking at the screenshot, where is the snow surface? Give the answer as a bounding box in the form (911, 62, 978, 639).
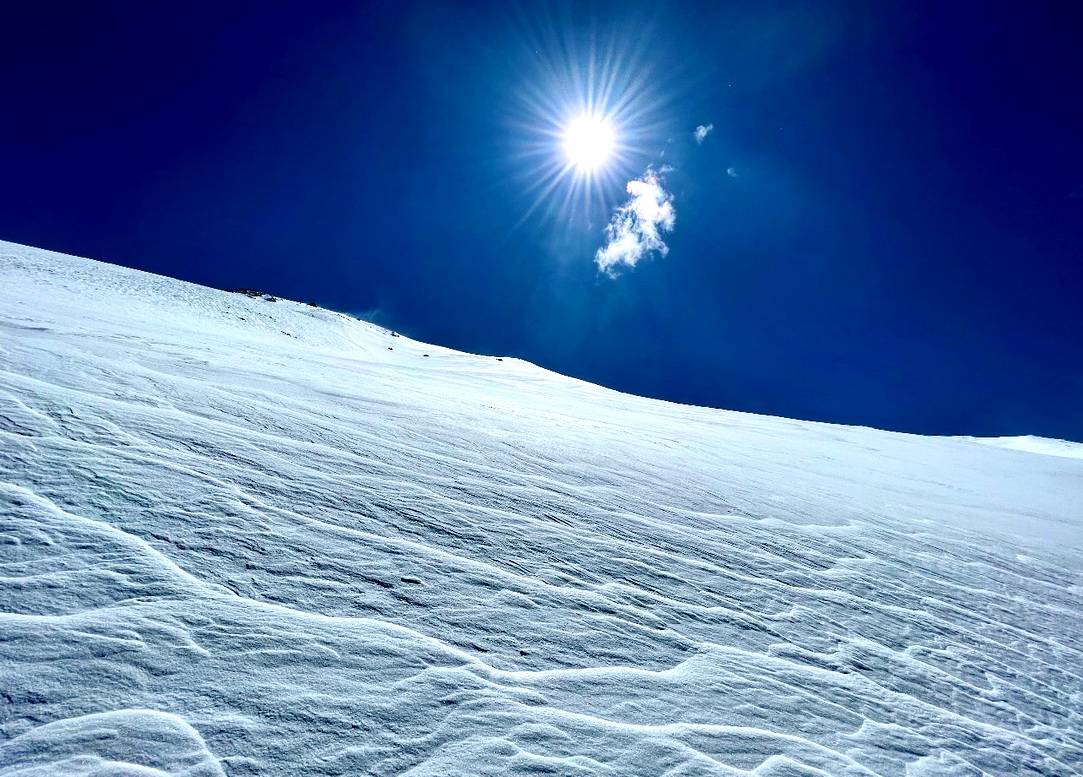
(1, 239, 1081, 776)
(965, 435, 1083, 461)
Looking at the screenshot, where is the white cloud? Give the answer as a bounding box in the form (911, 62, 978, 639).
(726, 166, 739, 178)
(694, 123, 714, 144)
(595, 168, 676, 275)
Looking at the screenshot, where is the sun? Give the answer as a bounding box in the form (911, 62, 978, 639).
(562, 114, 616, 173)
(504, 20, 671, 229)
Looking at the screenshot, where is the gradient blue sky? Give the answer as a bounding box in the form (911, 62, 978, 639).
(3, 1, 1081, 440)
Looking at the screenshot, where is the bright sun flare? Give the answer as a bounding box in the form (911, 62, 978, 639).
(562, 114, 616, 172)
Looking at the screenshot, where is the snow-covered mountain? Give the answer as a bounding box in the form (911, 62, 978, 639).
(1, 239, 1080, 776)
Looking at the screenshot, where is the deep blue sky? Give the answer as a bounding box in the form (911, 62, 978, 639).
(3, 1, 1081, 440)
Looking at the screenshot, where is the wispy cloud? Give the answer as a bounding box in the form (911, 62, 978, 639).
(694, 123, 714, 144)
(595, 168, 676, 275)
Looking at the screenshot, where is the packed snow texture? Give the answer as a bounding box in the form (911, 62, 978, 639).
(1, 240, 1081, 776)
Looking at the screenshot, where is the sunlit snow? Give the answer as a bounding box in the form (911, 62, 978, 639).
(1, 240, 1080, 775)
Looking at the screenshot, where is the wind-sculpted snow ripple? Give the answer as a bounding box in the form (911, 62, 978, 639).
(2, 241, 1082, 775)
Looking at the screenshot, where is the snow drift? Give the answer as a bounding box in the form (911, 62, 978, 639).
(0, 240, 1080, 775)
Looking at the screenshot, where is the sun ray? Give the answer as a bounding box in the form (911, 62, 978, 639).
(501, 11, 680, 238)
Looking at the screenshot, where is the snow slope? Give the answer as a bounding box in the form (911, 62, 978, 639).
(1, 239, 1081, 776)
(965, 435, 1083, 461)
